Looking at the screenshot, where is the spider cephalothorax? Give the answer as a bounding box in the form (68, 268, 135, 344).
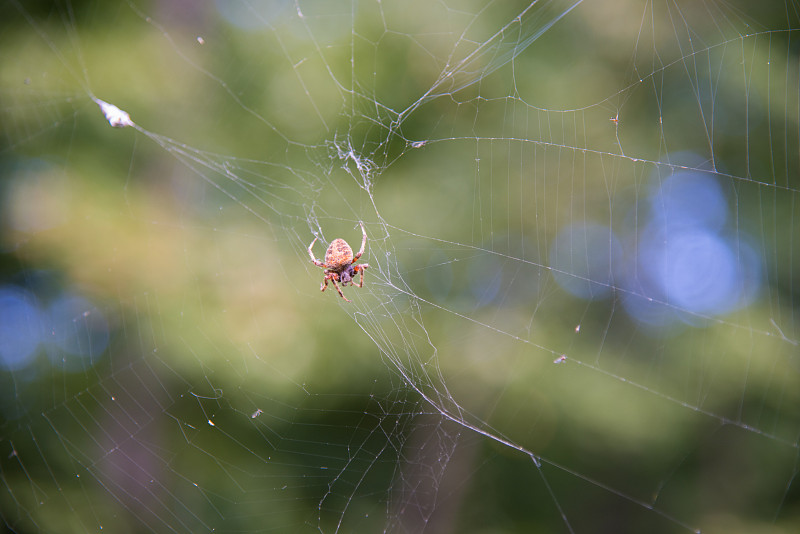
(308, 222, 369, 302)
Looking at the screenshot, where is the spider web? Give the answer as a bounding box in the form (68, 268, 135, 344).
(0, 0, 799, 533)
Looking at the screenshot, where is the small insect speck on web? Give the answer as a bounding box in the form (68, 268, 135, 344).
(553, 355, 567, 364)
(411, 140, 428, 148)
(251, 409, 263, 419)
(94, 98, 134, 128)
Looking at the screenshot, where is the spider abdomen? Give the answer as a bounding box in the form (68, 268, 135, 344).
(325, 239, 353, 270)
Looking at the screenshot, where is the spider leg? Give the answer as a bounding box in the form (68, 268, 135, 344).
(353, 263, 369, 287)
(352, 222, 367, 262)
(321, 272, 350, 302)
(329, 276, 350, 302)
(308, 237, 326, 267)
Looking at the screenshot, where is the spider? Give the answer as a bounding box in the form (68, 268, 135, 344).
(308, 222, 369, 302)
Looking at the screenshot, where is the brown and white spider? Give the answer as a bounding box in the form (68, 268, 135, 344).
(308, 222, 369, 302)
